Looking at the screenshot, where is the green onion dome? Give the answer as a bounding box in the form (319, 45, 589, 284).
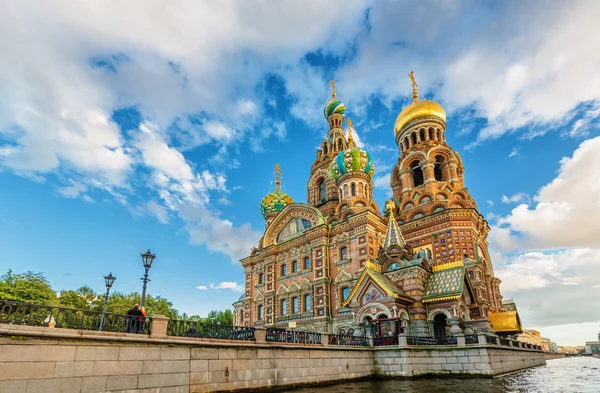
(260, 189, 293, 217)
(329, 147, 375, 183)
(324, 99, 346, 118)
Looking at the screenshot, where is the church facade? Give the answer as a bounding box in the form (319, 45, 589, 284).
(233, 75, 516, 338)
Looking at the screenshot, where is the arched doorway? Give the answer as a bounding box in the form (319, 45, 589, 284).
(433, 313, 447, 337)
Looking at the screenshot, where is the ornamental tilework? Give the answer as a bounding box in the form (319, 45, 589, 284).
(422, 264, 466, 303)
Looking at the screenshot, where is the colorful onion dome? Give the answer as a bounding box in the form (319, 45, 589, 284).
(260, 189, 293, 217)
(394, 99, 446, 135)
(329, 147, 375, 183)
(324, 99, 346, 119)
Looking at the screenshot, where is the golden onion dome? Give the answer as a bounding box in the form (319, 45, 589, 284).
(394, 99, 446, 136)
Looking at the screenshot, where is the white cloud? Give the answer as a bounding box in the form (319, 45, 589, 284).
(492, 137, 600, 250)
(145, 201, 169, 224)
(372, 173, 391, 190)
(57, 179, 88, 199)
(486, 200, 494, 207)
(564, 103, 600, 138)
(196, 282, 244, 292)
(501, 193, 530, 204)
(495, 249, 600, 328)
(508, 147, 520, 158)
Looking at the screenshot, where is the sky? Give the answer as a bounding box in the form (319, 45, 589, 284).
(0, 0, 599, 346)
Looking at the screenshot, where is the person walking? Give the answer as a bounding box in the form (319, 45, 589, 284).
(138, 306, 148, 333)
(126, 304, 143, 333)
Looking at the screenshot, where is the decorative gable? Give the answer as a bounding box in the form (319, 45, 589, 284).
(361, 283, 385, 305)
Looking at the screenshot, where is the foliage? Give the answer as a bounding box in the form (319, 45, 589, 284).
(204, 309, 233, 325)
(0, 270, 57, 305)
(58, 286, 102, 310)
(0, 270, 234, 325)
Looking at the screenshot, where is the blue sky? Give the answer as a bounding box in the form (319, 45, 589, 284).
(1, 1, 599, 345)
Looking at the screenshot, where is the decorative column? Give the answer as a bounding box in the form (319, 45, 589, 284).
(422, 161, 435, 184)
(149, 315, 169, 338)
(448, 317, 462, 336)
(463, 321, 474, 335)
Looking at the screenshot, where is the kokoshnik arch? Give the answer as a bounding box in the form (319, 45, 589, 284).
(234, 74, 522, 339)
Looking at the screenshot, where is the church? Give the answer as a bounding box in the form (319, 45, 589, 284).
(233, 73, 520, 339)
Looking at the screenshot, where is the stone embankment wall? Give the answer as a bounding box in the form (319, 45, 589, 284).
(543, 353, 566, 360)
(373, 346, 545, 377)
(0, 322, 546, 393)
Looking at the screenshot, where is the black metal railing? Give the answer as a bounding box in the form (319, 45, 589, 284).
(265, 328, 321, 344)
(0, 300, 149, 334)
(485, 334, 498, 344)
(373, 335, 399, 346)
(167, 320, 255, 341)
(328, 334, 369, 346)
(407, 335, 458, 345)
(465, 334, 479, 344)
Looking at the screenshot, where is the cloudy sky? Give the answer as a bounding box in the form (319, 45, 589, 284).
(1, 1, 599, 345)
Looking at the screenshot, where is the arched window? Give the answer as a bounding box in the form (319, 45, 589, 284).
(281, 299, 287, 315)
(342, 287, 350, 301)
(411, 132, 417, 145)
(340, 247, 347, 261)
(304, 257, 311, 269)
(343, 184, 349, 199)
(429, 127, 435, 141)
(351, 183, 356, 196)
(419, 129, 425, 142)
(292, 261, 298, 273)
(339, 328, 346, 335)
(258, 273, 264, 284)
(319, 179, 326, 203)
(358, 182, 364, 197)
(258, 305, 264, 320)
(434, 155, 445, 181)
(292, 297, 299, 313)
(304, 294, 311, 311)
(410, 160, 424, 187)
(281, 265, 287, 276)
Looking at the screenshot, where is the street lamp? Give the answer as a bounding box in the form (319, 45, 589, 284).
(99, 272, 116, 331)
(140, 249, 156, 307)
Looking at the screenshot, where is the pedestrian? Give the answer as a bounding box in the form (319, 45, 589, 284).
(138, 306, 147, 333)
(126, 304, 143, 333)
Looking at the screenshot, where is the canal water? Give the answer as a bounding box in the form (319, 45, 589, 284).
(281, 357, 599, 393)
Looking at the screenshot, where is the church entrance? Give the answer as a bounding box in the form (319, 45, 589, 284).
(433, 313, 447, 337)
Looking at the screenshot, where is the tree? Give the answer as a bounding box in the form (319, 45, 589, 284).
(0, 270, 57, 305)
(105, 292, 180, 318)
(204, 309, 233, 325)
(58, 286, 101, 310)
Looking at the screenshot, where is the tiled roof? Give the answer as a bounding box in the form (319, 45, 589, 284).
(422, 262, 466, 303)
(342, 265, 413, 307)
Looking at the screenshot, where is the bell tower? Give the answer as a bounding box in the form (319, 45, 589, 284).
(390, 72, 475, 218)
(388, 72, 503, 318)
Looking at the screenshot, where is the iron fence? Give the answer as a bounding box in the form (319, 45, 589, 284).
(465, 334, 479, 344)
(265, 328, 321, 344)
(328, 334, 369, 346)
(484, 334, 498, 344)
(0, 300, 149, 334)
(373, 335, 399, 346)
(167, 320, 255, 341)
(407, 335, 458, 345)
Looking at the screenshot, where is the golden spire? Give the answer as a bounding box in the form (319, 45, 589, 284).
(408, 71, 419, 103)
(274, 164, 282, 191)
(346, 117, 356, 148)
(330, 80, 337, 100)
(385, 199, 396, 218)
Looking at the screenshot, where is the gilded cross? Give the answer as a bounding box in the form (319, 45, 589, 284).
(330, 80, 337, 100)
(408, 71, 419, 102)
(385, 199, 396, 216)
(274, 164, 282, 190)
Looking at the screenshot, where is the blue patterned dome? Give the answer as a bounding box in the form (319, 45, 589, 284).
(329, 147, 375, 183)
(324, 100, 346, 118)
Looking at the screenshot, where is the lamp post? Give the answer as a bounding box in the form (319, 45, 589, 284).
(140, 250, 156, 308)
(99, 272, 116, 331)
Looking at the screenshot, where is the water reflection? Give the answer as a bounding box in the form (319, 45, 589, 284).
(280, 358, 599, 393)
